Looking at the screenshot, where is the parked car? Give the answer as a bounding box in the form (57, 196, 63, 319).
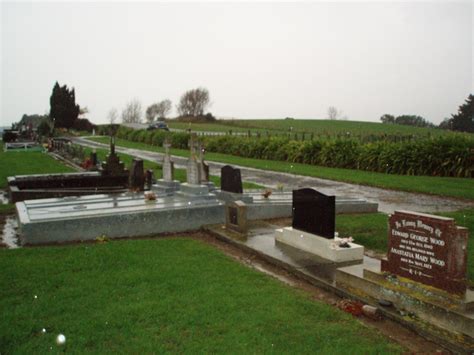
(147, 122, 169, 131)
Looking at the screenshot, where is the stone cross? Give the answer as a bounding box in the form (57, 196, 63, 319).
(186, 135, 201, 184)
(162, 139, 174, 182)
(198, 141, 209, 183)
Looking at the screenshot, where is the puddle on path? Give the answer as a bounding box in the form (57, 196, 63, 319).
(2, 216, 20, 249)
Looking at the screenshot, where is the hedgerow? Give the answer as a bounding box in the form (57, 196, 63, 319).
(115, 127, 474, 177)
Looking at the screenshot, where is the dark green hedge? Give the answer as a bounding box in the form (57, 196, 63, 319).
(115, 127, 474, 177)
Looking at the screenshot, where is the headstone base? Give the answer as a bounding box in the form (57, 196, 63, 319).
(215, 190, 254, 204)
(336, 261, 474, 339)
(153, 180, 181, 194)
(179, 183, 210, 195)
(275, 227, 364, 263)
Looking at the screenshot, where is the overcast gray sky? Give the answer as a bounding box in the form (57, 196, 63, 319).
(1, 1, 473, 126)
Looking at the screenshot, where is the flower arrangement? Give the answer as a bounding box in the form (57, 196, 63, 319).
(331, 236, 354, 249)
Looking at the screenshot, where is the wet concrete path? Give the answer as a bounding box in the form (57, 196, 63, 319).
(72, 137, 474, 214)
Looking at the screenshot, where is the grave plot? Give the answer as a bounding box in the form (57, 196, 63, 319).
(206, 196, 473, 352)
(8, 138, 129, 202)
(336, 210, 473, 351)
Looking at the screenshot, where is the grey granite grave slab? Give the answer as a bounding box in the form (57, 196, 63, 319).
(17, 193, 224, 245)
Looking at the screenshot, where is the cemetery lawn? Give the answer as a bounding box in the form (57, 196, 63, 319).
(0, 203, 15, 214)
(0, 145, 74, 189)
(87, 137, 474, 200)
(336, 209, 474, 282)
(81, 146, 262, 189)
(0, 238, 403, 353)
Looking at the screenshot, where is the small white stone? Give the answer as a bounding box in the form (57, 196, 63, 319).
(56, 334, 66, 345)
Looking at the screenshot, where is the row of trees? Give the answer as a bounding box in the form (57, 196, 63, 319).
(114, 87, 212, 124)
(46, 81, 473, 133)
(380, 114, 434, 128)
(380, 94, 473, 133)
(48, 83, 213, 129)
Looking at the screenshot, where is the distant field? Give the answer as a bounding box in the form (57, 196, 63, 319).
(167, 119, 468, 138)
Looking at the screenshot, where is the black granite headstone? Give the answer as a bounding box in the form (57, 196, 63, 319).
(129, 158, 145, 191)
(221, 165, 243, 193)
(90, 152, 97, 166)
(145, 169, 154, 189)
(292, 188, 335, 239)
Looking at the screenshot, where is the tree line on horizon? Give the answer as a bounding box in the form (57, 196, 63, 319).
(379, 94, 473, 133)
(9, 82, 474, 135)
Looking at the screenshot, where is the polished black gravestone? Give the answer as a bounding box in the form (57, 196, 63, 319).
(221, 165, 243, 193)
(292, 188, 335, 239)
(129, 158, 145, 191)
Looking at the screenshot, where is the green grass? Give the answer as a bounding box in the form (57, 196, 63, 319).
(167, 118, 470, 138)
(0, 203, 15, 214)
(0, 238, 402, 353)
(336, 209, 474, 281)
(82, 145, 262, 189)
(0, 144, 74, 189)
(87, 136, 474, 200)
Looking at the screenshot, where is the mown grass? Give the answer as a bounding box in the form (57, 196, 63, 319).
(336, 209, 474, 281)
(167, 118, 468, 138)
(0, 203, 15, 214)
(0, 144, 74, 189)
(87, 137, 474, 200)
(82, 146, 262, 189)
(0, 238, 402, 353)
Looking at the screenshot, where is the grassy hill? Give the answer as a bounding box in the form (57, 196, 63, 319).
(167, 118, 470, 139)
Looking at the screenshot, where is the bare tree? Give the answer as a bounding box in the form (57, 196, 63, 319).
(121, 99, 142, 123)
(145, 104, 158, 123)
(177, 88, 210, 117)
(145, 99, 172, 123)
(327, 106, 341, 120)
(156, 99, 172, 120)
(107, 108, 118, 125)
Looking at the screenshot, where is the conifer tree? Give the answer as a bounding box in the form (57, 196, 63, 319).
(450, 94, 474, 133)
(49, 82, 80, 129)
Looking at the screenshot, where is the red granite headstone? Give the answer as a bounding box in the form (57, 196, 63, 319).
(381, 210, 468, 295)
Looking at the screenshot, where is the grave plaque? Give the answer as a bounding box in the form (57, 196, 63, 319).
(229, 207, 238, 225)
(381, 210, 468, 295)
(225, 200, 248, 234)
(221, 165, 243, 194)
(292, 188, 335, 239)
